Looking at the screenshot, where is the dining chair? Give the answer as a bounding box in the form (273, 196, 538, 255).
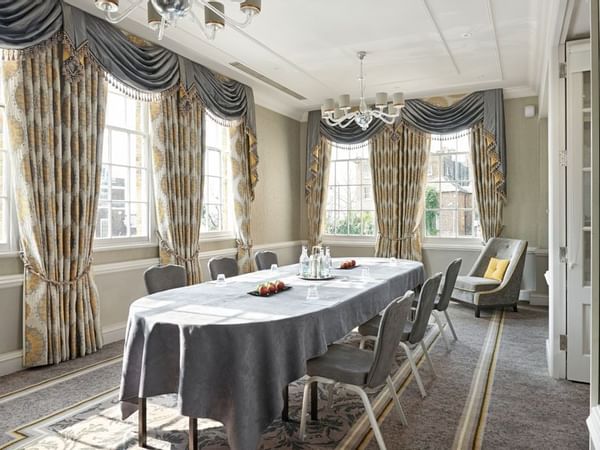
(299, 291, 414, 450)
(143, 264, 187, 294)
(358, 272, 442, 398)
(254, 250, 278, 271)
(207, 256, 239, 281)
(432, 258, 462, 350)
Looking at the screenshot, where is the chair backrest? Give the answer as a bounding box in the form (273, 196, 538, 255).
(408, 272, 443, 344)
(436, 258, 462, 311)
(207, 257, 239, 281)
(366, 291, 414, 388)
(254, 251, 278, 271)
(470, 238, 528, 282)
(144, 264, 187, 295)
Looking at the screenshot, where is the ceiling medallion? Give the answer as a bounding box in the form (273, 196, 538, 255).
(321, 51, 405, 131)
(94, 0, 262, 41)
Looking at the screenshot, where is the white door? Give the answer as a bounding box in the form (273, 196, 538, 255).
(565, 40, 592, 382)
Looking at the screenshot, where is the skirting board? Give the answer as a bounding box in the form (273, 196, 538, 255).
(0, 321, 127, 378)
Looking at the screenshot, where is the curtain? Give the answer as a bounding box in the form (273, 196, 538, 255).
(2, 41, 106, 367)
(471, 124, 504, 241)
(229, 122, 258, 273)
(150, 90, 205, 284)
(306, 136, 332, 249)
(370, 124, 430, 260)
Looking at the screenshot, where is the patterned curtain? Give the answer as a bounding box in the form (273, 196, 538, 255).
(229, 122, 258, 273)
(370, 124, 430, 261)
(150, 90, 205, 284)
(305, 136, 332, 249)
(2, 41, 106, 367)
(471, 123, 504, 240)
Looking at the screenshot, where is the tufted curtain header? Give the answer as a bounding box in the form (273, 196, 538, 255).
(0, 0, 257, 137)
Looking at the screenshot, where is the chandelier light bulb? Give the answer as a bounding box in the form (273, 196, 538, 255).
(392, 92, 405, 108)
(338, 94, 350, 110)
(204, 1, 225, 30)
(375, 92, 388, 108)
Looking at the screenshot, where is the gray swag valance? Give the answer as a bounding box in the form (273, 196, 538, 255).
(0, 0, 257, 137)
(306, 89, 507, 198)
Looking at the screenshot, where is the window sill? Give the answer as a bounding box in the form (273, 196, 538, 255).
(422, 238, 484, 252)
(93, 240, 156, 253)
(200, 232, 236, 243)
(322, 235, 376, 247)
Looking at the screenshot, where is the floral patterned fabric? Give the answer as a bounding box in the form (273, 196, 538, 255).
(471, 124, 504, 240)
(305, 136, 331, 249)
(370, 124, 430, 261)
(150, 90, 205, 284)
(1, 41, 105, 367)
(229, 123, 258, 273)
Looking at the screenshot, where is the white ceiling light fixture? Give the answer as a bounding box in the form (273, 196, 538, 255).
(94, 0, 262, 41)
(321, 51, 404, 131)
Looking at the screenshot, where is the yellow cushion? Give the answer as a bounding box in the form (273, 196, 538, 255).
(484, 257, 510, 281)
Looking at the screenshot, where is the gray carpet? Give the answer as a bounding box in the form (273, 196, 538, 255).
(0, 304, 589, 449)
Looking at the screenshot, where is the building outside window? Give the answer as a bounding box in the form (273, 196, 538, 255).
(0, 64, 12, 251)
(95, 87, 150, 244)
(202, 114, 233, 235)
(325, 141, 376, 237)
(424, 132, 481, 239)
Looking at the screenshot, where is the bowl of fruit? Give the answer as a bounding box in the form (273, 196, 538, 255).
(248, 280, 291, 297)
(338, 259, 358, 269)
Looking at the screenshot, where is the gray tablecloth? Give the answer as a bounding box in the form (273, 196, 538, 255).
(119, 257, 424, 449)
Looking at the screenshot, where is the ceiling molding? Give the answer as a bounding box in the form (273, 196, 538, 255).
(421, 0, 460, 75)
(502, 85, 538, 99)
(486, 0, 504, 81)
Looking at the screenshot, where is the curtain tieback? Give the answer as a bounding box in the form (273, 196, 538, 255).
(19, 251, 93, 288)
(236, 239, 253, 251)
(377, 231, 416, 242)
(156, 231, 200, 263)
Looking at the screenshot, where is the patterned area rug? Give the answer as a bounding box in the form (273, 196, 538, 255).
(0, 304, 589, 450)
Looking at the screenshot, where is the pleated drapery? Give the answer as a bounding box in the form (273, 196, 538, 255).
(229, 121, 258, 273)
(150, 90, 205, 284)
(370, 124, 430, 260)
(2, 41, 106, 367)
(471, 124, 504, 240)
(306, 136, 332, 249)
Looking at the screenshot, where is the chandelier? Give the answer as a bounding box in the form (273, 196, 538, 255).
(94, 0, 262, 41)
(321, 51, 404, 131)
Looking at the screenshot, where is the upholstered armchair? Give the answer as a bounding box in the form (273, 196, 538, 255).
(451, 238, 528, 317)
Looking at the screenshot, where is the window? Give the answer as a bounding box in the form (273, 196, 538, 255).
(425, 132, 481, 239)
(325, 142, 376, 237)
(96, 87, 150, 244)
(0, 63, 12, 251)
(202, 114, 233, 235)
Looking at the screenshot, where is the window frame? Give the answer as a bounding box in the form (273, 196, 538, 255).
(200, 115, 235, 241)
(323, 141, 377, 240)
(93, 88, 155, 250)
(0, 68, 17, 254)
(422, 132, 482, 245)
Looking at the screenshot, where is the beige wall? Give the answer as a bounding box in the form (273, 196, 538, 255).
(0, 105, 303, 359)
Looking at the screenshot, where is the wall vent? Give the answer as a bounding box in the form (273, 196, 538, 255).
(230, 62, 306, 101)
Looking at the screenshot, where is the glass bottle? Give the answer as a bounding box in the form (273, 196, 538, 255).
(299, 246, 309, 276)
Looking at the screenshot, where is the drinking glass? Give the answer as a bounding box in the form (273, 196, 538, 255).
(216, 273, 226, 286)
(306, 285, 319, 300)
(361, 267, 370, 281)
(389, 257, 397, 266)
(270, 264, 279, 273)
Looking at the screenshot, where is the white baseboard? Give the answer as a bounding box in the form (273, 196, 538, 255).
(0, 321, 128, 377)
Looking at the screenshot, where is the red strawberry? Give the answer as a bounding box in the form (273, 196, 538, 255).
(276, 280, 285, 291)
(259, 285, 269, 296)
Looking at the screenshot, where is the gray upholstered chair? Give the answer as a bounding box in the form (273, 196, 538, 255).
(254, 250, 278, 271)
(207, 256, 239, 281)
(432, 258, 462, 350)
(359, 272, 442, 398)
(143, 264, 187, 295)
(451, 238, 528, 318)
(299, 292, 414, 449)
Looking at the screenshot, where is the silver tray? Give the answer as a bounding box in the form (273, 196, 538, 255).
(298, 275, 335, 281)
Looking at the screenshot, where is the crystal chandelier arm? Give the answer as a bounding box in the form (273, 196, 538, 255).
(104, 0, 145, 23)
(371, 109, 399, 125)
(194, 0, 254, 28)
(189, 8, 217, 40)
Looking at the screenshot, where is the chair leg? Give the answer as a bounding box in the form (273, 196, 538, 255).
(420, 341, 436, 377)
(513, 303, 518, 312)
(359, 336, 366, 350)
(400, 342, 426, 398)
(444, 310, 458, 340)
(326, 383, 336, 410)
(475, 305, 481, 318)
(349, 385, 387, 450)
(138, 397, 147, 448)
(386, 376, 408, 426)
(432, 310, 450, 351)
(189, 417, 198, 450)
(299, 379, 313, 440)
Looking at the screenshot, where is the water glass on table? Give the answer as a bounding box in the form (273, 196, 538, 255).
(361, 267, 370, 281)
(306, 285, 319, 300)
(216, 273, 226, 286)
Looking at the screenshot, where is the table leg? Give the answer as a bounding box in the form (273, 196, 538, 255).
(138, 397, 147, 448)
(282, 385, 289, 421)
(310, 381, 318, 420)
(189, 417, 198, 450)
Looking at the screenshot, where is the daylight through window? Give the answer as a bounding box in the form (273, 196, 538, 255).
(0, 64, 11, 249)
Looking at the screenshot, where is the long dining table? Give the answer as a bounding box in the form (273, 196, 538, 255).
(119, 257, 425, 450)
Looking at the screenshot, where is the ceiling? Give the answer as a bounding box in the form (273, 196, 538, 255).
(66, 0, 557, 120)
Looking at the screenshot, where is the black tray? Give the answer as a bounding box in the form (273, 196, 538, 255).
(247, 285, 292, 297)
